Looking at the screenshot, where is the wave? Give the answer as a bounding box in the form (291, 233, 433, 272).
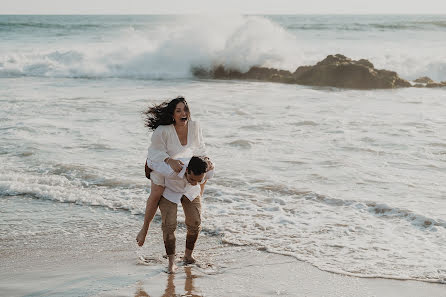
(2, 165, 445, 282)
(0, 16, 302, 79)
(0, 169, 149, 216)
(1, 15, 446, 81)
(0, 22, 102, 31)
(208, 177, 446, 283)
(213, 177, 446, 231)
(284, 19, 446, 32)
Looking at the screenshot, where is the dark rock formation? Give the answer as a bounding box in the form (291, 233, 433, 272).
(426, 82, 446, 88)
(192, 65, 296, 84)
(412, 77, 446, 88)
(193, 54, 412, 90)
(292, 54, 411, 89)
(414, 76, 434, 84)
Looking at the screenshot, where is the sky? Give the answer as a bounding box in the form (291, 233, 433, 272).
(1, 0, 446, 14)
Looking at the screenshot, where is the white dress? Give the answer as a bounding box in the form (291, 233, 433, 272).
(146, 120, 206, 186)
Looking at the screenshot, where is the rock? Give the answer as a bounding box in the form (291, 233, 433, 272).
(293, 54, 410, 89)
(425, 82, 446, 88)
(414, 76, 434, 84)
(192, 65, 295, 83)
(192, 54, 412, 89)
(410, 78, 446, 88)
(357, 59, 374, 68)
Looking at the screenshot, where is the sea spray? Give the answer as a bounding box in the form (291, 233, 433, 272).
(2, 15, 445, 80)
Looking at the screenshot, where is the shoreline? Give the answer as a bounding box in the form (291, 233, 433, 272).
(1, 196, 445, 297)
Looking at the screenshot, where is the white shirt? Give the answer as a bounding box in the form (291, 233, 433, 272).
(147, 157, 214, 204)
(147, 120, 206, 163)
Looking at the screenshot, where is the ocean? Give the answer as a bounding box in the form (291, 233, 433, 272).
(0, 14, 445, 283)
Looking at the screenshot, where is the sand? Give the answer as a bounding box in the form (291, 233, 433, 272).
(1, 196, 445, 297)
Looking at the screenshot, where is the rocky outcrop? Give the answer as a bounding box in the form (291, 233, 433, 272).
(292, 54, 410, 89)
(192, 65, 296, 84)
(193, 54, 412, 90)
(413, 77, 446, 88)
(414, 76, 434, 84)
(425, 82, 446, 88)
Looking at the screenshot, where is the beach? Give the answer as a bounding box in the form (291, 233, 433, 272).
(1, 195, 445, 297)
(1, 14, 446, 296)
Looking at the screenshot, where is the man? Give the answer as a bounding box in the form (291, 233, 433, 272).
(146, 156, 214, 273)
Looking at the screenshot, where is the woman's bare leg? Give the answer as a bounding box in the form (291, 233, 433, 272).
(136, 182, 165, 246)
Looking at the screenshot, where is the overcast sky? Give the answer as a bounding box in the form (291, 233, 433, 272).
(1, 0, 446, 14)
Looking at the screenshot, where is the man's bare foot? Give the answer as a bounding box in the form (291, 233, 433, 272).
(167, 255, 178, 274)
(136, 228, 148, 247)
(183, 248, 196, 264)
(182, 255, 196, 264)
(167, 262, 178, 274)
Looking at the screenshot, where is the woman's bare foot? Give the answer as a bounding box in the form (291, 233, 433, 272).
(167, 255, 178, 274)
(136, 227, 148, 247)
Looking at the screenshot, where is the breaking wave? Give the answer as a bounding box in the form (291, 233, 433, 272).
(1, 15, 446, 81)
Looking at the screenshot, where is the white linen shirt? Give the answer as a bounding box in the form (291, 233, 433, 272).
(147, 120, 206, 163)
(147, 157, 214, 205)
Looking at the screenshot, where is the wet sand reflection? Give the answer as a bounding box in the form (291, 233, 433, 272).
(135, 266, 202, 297)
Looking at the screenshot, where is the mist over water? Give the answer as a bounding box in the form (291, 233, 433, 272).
(1, 15, 446, 81)
(1, 15, 446, 283)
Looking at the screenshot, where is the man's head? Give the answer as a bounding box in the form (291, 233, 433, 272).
(186, 156, 208, 186)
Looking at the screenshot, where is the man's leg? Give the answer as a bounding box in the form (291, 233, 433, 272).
(159, 196, 178, 273)
(181, 195, 202, 264)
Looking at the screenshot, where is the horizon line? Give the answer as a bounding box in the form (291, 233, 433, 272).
(1, 13, 446, 16)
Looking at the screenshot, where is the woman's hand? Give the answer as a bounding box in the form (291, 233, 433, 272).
(167, 158, 184, 173)
(203, 156, 214, 171)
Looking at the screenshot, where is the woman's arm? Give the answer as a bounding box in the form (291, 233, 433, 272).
(147, 126, 183, 172)
(193, 121, 207, 156)
(147, 126, 169, 162)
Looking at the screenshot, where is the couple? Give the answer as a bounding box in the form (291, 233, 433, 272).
(136, 96, 214, 274)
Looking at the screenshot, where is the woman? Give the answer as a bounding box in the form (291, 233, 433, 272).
(136, 96, 206, 247)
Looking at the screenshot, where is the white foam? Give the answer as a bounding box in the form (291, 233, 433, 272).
(1, 37, 446, 283)
(1, 15, 446, 81)
(0, 170, 147, 215)
(0, 16, 302, 79)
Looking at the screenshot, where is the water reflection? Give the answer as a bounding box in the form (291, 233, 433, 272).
(183, 266, 201, 297)
(135, 266, 202, 297)
(161, 273, 175, 297)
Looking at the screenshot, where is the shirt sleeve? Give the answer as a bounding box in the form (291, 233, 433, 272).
(201, 169, 214, 183)
(193, 121, 207, 156)
(147, 126, 170, 162)
(146, 158, 178, 178)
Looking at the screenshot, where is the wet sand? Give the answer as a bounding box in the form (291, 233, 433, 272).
(1, 196, 445, 297)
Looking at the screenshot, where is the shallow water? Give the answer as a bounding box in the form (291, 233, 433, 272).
(1, 15, 446, 282)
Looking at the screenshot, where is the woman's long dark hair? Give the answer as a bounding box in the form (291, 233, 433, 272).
(143, 96, 190, 131)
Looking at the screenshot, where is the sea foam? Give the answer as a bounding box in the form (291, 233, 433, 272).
(2, 15, 445, 81)
(0, 16, 301, 79)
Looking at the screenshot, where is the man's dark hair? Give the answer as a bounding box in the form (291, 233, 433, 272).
(187, 156, 208, 176)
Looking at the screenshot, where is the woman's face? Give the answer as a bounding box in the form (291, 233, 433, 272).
(173, 102, 189, 126)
